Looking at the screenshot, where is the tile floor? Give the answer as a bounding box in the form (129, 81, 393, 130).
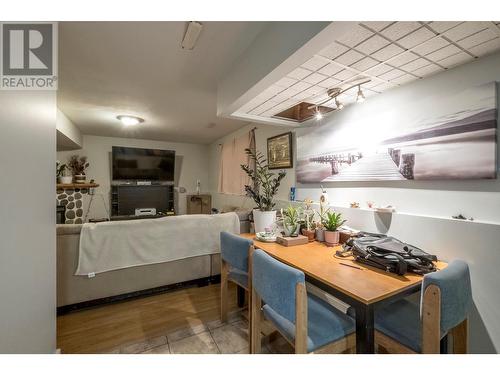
(103, 310, 293, 354)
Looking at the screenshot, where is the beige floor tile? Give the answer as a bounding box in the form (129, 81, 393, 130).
(211, 321, 249, 353)
(169, 332, 219, 354)
(167, 323, 207, 343)
(207, 310, 245, 331)
(120, 335, 167, 354)
(141, 343, 171, 354)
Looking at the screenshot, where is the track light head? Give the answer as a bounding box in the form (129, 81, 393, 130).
(356, 85, 365, 103)
(335, 97, 344, 110)
(314, 107, 323, 120)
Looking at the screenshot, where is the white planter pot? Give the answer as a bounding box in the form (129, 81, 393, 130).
(59, 176, 73, 184)
(253, 209, 276, 233)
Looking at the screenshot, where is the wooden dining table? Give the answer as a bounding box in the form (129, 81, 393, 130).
(239, 233, 447, 354)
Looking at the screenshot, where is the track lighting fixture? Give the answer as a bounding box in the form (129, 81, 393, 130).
(356, 85, 365, 103)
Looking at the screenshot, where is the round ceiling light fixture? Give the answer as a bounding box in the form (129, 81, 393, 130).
(117, 115, 144, 127)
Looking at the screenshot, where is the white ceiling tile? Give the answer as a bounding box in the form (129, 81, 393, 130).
(362, 88, 379, 97)
(365, 63, 392, 76)
(273, 90, 295, 101)
(391, 74, 419, 85)
(443, 22, 490, 42)
(290, 80, 313, 92)
(380, 22, 421, 41)
(355, 35, 390, 55)
(412, 63, 443, 77)
(428, 21, 463, 34)
(468, 37, 500, 57)
(301, 56, 329, 71)
(378, 69, 406, 81)
(361, 21, 394, 32)
(318, 42, 350, 60)
(370, 82, 397, 93)
(334, 49, 365, 66)
(318, 62, 344, 76)
(317, 77, 342, 89)
(303, 86, 324, 96)
(388, 52, 419, 67)
(287, 67, 312, 80)
(371, 44, 405, 61)
(362, 80, 382, 89)
(293, 91, 313, 101)
(412, 36, 449, 56)
(426, 44, 462, 61)
(457, 29, 498, 49)
(334, 69, 358, 81)
(438, 52, 474, 67)
(275, 76, 297, 87)
(400, 58, 431, 72)
(255, 100, 280, 113)
(302, 72, 328, 85)
(398, 27, 436, 49)
(336, 25, 374, 47)
(351, 56, 379, 71)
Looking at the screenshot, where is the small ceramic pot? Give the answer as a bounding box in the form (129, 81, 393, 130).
(74, 174, 86, 184)
(283, 222, 300, 237)
(315, 228, 325, 242)
(301, 229, 315, 242)
(324, 230, 340, 247)
(58, 176, 73, 184)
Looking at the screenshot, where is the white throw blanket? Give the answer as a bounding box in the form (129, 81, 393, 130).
(76, 212, 240, 276)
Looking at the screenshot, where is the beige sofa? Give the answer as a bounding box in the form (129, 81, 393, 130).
(57, 224, 222, 309)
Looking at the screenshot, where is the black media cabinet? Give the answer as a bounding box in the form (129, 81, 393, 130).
(111, 184, 175, 218)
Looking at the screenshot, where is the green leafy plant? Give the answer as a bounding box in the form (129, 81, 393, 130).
(56, 161, 68, 177)
(323, 211, 346, 232)
(241, 148, 286, 211)
(281, 205, 302, 236)
(68, 155, 89, 176)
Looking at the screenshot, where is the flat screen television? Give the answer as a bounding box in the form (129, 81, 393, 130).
(112, 146, 175, 182)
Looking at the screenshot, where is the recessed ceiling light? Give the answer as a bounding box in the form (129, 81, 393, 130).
(117, 115, 144, 127)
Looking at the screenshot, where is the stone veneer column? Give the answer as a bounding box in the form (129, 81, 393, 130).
(56, 188, 88, 224)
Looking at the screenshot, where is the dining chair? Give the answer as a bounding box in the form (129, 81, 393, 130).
(250, 249, 356, 354)
(375, 260, 472, 354)
(220, 231, 254, 323)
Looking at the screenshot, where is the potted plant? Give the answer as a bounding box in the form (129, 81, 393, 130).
(281, 205, 301, 237)
(301, 198, 315, 242)
(241, 148, 286, 233)
(323, 211, 346, 247)
(315, 187, 330, 242)
(56, 161, 72, 184)
(68, 155, 89, 184)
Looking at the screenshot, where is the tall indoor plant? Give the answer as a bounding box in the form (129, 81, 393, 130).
(241, 148, 286, 233)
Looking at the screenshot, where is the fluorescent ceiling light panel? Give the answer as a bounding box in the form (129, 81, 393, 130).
(181, 21, 203, 50)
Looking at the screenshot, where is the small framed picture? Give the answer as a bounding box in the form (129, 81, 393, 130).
(267, 132, 293, 169)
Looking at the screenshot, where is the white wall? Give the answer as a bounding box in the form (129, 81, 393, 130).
(0, 90, 57, 353)
(209, 52, 500, 353)
(57, 134, 210, 218)
(56, 109, 82, 150)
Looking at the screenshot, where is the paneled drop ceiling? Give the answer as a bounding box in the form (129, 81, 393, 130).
(233, 21, 500, 124)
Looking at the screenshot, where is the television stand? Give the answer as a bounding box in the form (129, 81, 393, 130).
(110, 213, 175, 221)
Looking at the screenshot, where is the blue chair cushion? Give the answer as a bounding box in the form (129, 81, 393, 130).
(263, 293, 355, 352)
(220, 231, 251, 272)
(228, 267, 248, 289)
(375, 299, 422, 352)
(375, 298, 446, 353)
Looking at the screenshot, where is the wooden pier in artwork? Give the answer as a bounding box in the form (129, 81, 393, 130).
(309, 148, 415, 181)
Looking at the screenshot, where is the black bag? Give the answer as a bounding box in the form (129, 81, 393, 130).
(343, 232, 437, 276)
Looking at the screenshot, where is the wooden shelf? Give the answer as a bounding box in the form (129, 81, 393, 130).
(57, 183, 99, 189)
